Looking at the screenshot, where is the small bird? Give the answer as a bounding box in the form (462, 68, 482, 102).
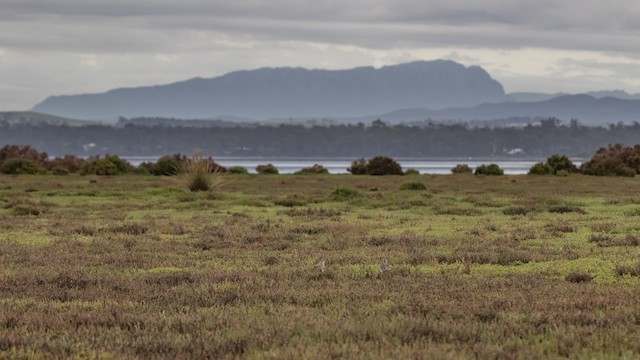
(315, 259, 326, 272)
(380, 258, 390, 273)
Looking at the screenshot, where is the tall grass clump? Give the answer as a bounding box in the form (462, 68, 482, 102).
(183, 152, 224, 192)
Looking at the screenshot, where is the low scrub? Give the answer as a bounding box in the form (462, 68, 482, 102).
(529, 155, 577, 175)
(399, 182, 427, 191)
(474, 164, 504, 176)
(329, 186, 361, 201)
(616, 262, 640, 276)
(565, 270, 593, 283)
(80, 155, 131, 175)
(581, 144, 640, 176)
(0, 145, 48, 167)
(256, 163, 279, 174)
(152, 156, 183, 176)
(348, 156, 403, 175)
(451, 164, 473, 174)
(228, 166, 249, 174)
(295, 164, 329, 174)
(0, 158, 46, 175)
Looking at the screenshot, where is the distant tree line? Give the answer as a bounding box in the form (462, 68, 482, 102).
(2, 118, 640, 158)
(3, 144, 640, 177)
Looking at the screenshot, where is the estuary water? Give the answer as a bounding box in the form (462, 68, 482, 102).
(123, 157, 583, 175)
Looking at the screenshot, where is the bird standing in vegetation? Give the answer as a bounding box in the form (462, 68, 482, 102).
(380, 258, 390, 273)
(315, 259, 326, 272)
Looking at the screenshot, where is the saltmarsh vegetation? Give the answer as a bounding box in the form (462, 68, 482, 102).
(2, 171, 640, 358)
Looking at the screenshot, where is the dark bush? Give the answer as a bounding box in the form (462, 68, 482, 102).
(0, 145, 48, 167)
(366, 156, 403, 175)
(153, 156, 183, 176)
(47, 155, 85, 173)
(348, 156, 402, 175)
(295, 164, 329, 174)
(347, 158, 368, 175)
(404, 168, 420, 175)
(228, 166, 249, 174)
(451, 164, 473, 174)
(528, 162, 553, 175)
(256, 163, 279, 174)
(474, 164, 504, 176)
(0, 158, 46, 175)
(581, 144, 640, 176)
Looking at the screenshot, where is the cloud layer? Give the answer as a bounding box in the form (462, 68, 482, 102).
(2, 0, 640, 110)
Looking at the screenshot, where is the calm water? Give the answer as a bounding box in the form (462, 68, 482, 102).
(124, 157, 582, 175)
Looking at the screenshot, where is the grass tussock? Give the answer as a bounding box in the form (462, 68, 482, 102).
(182, 152, 224, 192)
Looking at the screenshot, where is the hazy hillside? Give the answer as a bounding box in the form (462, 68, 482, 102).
(0, 111, 91, 126)
(32, 60, 507, 120)
(508, 90, 640, 103)
(374, 95, 640, 125)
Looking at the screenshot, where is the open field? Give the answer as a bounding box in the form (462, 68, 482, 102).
(2, 173, 640, 358)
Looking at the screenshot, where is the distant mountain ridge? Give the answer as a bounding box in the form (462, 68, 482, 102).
(0, 111, 90, 126)
(507, 90, 640, 103)
(371, 95, 640, 125)
(32, 60, 508, 120)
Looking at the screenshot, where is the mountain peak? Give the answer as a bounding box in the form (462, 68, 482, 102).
(32, 60, 508, 120)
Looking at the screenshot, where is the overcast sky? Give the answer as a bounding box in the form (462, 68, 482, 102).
(2, 0, 640, 110)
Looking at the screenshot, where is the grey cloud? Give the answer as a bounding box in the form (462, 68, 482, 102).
(2, 0, 640, 109)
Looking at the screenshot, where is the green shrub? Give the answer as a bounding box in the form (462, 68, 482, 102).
(153, 156, 183, 176)
(256, 164, 279, 174)
(295, 164, 329, 174)
(556, 170, 570, 177)
(399, 182, 427, 191)
(404, 168, 420, 175)
(528, 162, 553, 175)
(0, 158, 46, 175)
(81, 158, 120, 175)
(474, 164, 504, 176)
(228, 166, 249, 174)
(330, 186, 361, 201)
(105, 155, 130, 174)
(547, 154, 577, 173)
